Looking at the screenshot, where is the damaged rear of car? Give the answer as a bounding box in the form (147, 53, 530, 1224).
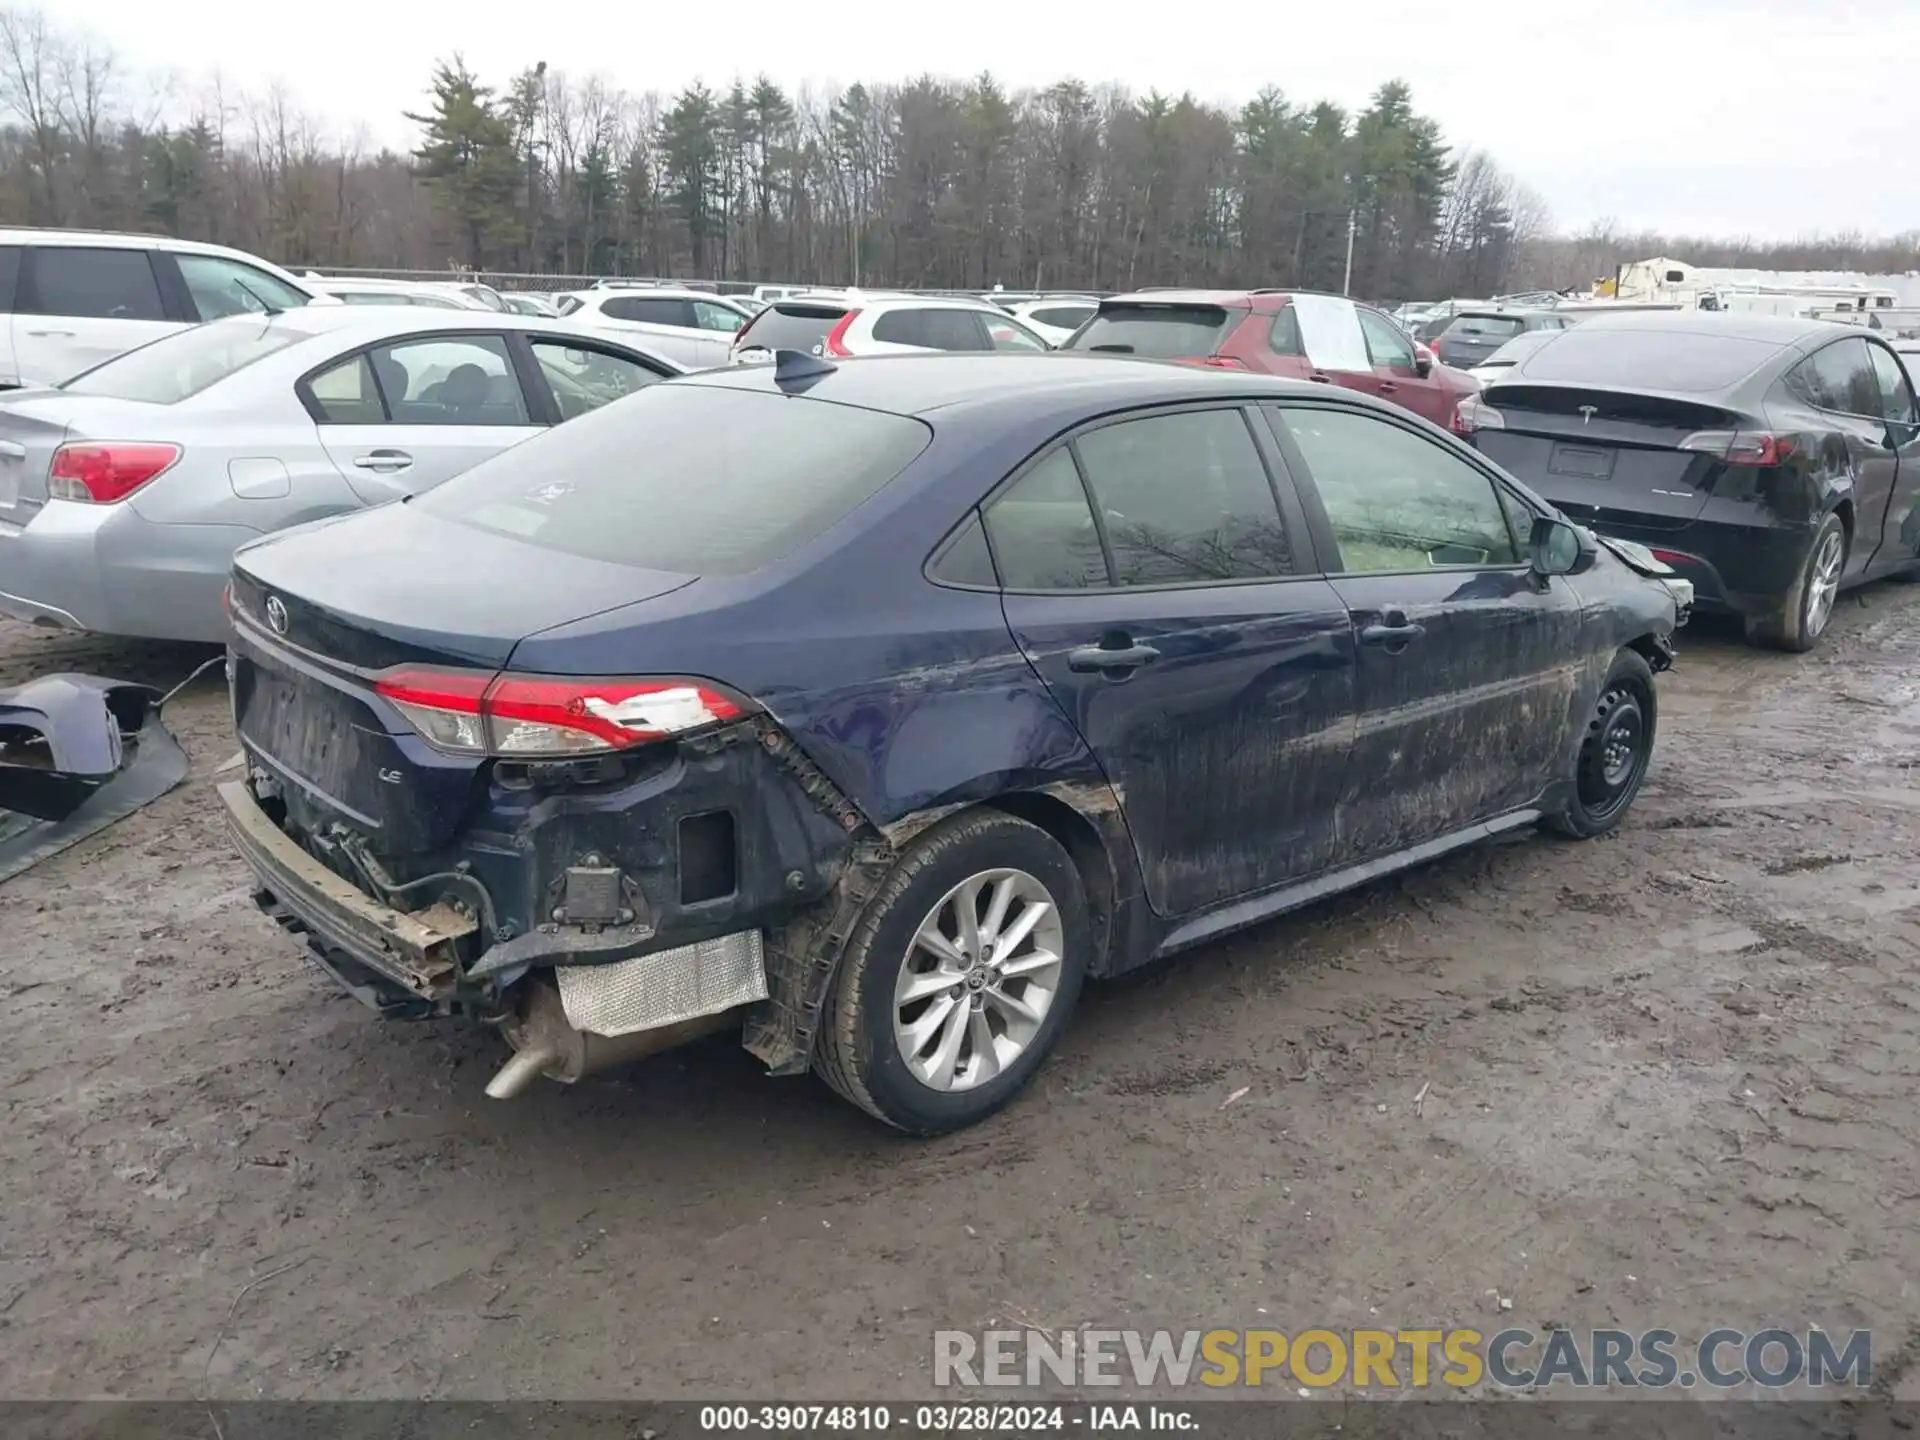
(220, 354, 1687, 1135)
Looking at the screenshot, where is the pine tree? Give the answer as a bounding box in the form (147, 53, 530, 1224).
(406, 58, 518, 269)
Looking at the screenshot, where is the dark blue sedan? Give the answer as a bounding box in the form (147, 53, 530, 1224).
(218, 352, 1688, 1133)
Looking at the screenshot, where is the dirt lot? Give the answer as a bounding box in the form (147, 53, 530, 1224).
(3, 588, 1919, 1404)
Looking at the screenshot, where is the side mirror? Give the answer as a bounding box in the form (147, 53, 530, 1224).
(1413, 343, 1435, 378)
(1530, 517, 1593, 576)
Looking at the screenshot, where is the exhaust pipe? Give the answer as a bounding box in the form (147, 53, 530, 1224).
(484, 978, 742, 1099)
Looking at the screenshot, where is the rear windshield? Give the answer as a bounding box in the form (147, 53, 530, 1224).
(60, 317, 321, 402)
(413, 384, 933, 573)
(1068, 304, 1236, 358)
(1505, 327, 1785, 393)
(1446, 315, 1525, 339)
(734, 303, 850, 353)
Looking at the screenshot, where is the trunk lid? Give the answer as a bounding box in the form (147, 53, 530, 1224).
(1474, 383, 1745, 530)
(230, 502, 695, 852)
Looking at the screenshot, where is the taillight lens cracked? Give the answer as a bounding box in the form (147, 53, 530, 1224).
(374, 668, 754, 757)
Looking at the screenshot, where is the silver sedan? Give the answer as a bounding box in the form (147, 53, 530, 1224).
(0, 308, 682, 643)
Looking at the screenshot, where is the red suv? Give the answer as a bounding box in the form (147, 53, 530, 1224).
(1062, 289, 1478, 430)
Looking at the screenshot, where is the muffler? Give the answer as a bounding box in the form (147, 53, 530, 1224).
(484, 978, 743, 1099)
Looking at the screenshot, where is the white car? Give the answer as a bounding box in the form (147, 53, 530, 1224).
(557, 286, 756, 369)
(0, 228, 323, 388)
(303, 276, 489, 310)
(730, 293, 1052, 360)
(1005, 297, 1099, 346)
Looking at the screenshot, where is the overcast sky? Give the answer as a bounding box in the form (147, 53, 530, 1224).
(53, 0, 1920, 241)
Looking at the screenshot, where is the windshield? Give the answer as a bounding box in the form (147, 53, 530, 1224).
(1067, 304, 1237, 358)
(60, 316, 321, 402)
(414, 383, 932, 573)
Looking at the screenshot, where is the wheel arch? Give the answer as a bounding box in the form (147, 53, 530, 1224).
(981, 788, 1121, 975)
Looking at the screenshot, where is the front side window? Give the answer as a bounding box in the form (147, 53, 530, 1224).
(175, 253, 310, 319)
(1358, 309, 1416, 369)
(1869, 343, 1917, 426)
(28, 247, 166, 321)
(691, 299, 746, 333)
(530, 338, 663, 420)
(1074, 409, 1293, 585)
(983, 316, 1048, 352)
(1275, 405, 1520, 572)
(982, 449, 1108, 590)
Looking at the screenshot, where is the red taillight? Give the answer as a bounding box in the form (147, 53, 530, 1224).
(49, 442, 182, 503)
(374, 668, 754, 758)
(1452, 394, 1503, 434)
(1649, 548, 1696, 566)
(1678, 430, 1795, 466)
(822, 309, 859, 358)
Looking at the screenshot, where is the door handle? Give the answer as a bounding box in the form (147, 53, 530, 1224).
(0, 441, 23, 459)
(1068, 641, 1161, 674)
(25, 329, 75, 338)
(352, 449, 413, 473)
(1307, 371, 1335, 384)
(1359, 609, 1426, 648)
(1377, 381, 1399, 393)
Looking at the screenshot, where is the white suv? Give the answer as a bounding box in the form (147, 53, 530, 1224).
(0, 228, 321, 387)
(558, 286, 755, 369)
(730, 293, 1052, 361)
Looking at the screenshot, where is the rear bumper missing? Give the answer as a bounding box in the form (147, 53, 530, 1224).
(218, 779, 475, 1008)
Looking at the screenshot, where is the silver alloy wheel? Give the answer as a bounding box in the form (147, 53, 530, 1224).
(1804, 528, 1844, 638)
(892, 867, 1065, 1093)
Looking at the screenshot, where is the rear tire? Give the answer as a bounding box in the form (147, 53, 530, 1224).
(814, 810, 1090, 1134)
(1745, 512, 1847, 652)
(1546, 648, 1657, 839)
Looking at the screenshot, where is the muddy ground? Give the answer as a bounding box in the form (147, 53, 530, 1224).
(3, 589, 1919, 1405)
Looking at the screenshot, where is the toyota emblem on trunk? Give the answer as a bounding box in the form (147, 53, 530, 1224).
(265, 596, 289, 634)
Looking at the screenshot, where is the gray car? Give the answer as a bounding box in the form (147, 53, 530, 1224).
(0, 307, 682, 643)
(1434, 309, 1571, 370)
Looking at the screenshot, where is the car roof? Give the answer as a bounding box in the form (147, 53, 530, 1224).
(189, 305, 670, 348)
(0, 227, 279, 262)
(576, 286, 743, 304)
(679, 351, 1366, 419)
(1559, 310, 1860, 346)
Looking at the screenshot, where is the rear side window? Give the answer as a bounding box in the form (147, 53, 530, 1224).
(1075, 410, 1293, 584)
(1275, 405, 1518, 572)
(1069, 304, 1235, 358)
(61, 317, 318, 402)
(0, 246, 19, 311)
(929, 513, 997, 587)
(983, 449, 1108, 590)
(1514, 327, 1784, 393)
(1269, 308, 1306, 357)
(27, 247, 166, 321)
(1787, 338, 1880, 418)
(372, 335, 527, 425)
(735, 303, 849, 353)
(414, 385, 932, 574)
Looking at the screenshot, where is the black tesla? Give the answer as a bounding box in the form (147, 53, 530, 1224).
(1456, 312, 1920, 650)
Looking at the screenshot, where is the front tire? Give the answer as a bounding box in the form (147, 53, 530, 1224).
(1547, 648, 1657, 839)
(1745, 512, 1847, 652)
(814, 810, 1090, 1134)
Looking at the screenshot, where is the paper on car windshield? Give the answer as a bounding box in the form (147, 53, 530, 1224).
(1291, 294, 1372, 373)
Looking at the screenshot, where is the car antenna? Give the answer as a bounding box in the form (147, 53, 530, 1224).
(772, 348, 837, 389)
